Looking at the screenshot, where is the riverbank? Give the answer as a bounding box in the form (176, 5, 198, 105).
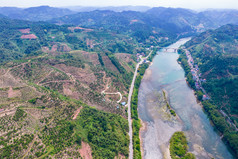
(177, 48, 238, 157)
(139, 119, 146, 158)
(138, 38, 232, 159)
(131, 63, 149, 159)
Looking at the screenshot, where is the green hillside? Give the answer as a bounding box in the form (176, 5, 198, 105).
(184, 24, 238, 157)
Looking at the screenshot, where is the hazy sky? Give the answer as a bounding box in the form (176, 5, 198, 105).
(0, 0, 238, 9)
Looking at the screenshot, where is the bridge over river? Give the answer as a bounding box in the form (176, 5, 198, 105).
(156, 46, 178, 53)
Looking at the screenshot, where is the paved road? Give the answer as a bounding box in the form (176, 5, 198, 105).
(127, 50, 153, 159)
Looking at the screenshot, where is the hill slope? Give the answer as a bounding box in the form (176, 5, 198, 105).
(201, 9, 238, 27)
(0, 16, 153, 158)
(184, 24, 238, 157)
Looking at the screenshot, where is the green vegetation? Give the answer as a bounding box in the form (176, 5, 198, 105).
(177, 49, 195, 89)
(12, 108, 26, 121)
(76, 107, 129, 158)
(0, 134, 34, 158)
(28, 98, 37, 104)
(97, 53, 104, 66)
(147, 49, 158, 62)
(40, 106, 129, 158)
(163, 90, 176, 117)
(55, 53, 85, 68)
(169, 131, 196, 159)
(41, 120, 75, 154)
(108, 55, 126, 74)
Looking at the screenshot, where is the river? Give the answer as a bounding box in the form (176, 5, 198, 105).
(138, 38, 233, 159)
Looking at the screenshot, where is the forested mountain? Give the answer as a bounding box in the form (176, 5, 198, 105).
(0, 6, 75, 21)
(49, 9, 198, 40)
(50, 8, 204, 33)
(49, 7, 238, 37)
(146, 7, 215, 32)
(1, 5, 238, 34)
(66, 5, 151, 12)
(184, 24, 238, 156)
(201, 9, 238, 26)
(0, 7, 23, 16)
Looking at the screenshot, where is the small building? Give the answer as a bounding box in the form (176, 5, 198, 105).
(121, 102, 126, 106)
(195, 82, 200, 89)
(202, 95, 210, 101)
(201, 79, 206, 83)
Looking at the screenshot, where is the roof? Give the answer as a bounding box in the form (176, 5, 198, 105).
(121, 102, 126, 106)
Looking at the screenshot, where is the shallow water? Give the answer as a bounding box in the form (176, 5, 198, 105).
(138, 38, 233, 159)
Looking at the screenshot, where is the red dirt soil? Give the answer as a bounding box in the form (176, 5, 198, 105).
(19, 28, 30, 34)
(72, 107, 82, 120)
(114, 154, 126, 159)
(21, 34, 37, 39)
(130, 19, 138, 25)
(8, 87, 21, 98)
(79, 142, 93, 159)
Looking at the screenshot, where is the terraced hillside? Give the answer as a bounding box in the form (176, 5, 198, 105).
(0, 16, 142, 158)
(0, 11, 180, 158)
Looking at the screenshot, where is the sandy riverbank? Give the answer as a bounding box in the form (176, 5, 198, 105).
(139, 119, 147, 158)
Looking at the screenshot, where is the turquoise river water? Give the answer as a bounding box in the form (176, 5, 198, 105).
(138, 38, 233, 159)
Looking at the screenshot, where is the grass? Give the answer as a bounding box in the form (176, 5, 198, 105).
(162, 90, 176, 117)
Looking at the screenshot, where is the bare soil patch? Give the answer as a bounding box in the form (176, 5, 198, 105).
(0, 70, 24, 88)
(19, 28, 30, 34)
(115, 154, 126, 159)
(130, 19, 138, 25)
(42, 43, 71, 54)
(20, 34, 37, 39)
(54, 64, 96, 85)
(102, 56, 119, 72)
(79, 142, 93, 159)
(70, 50, 100, 65)
(72, 107, 82, 120)
(8, 87, 21, 98)
(115, 53, 136, 72)
(63, 83, 79, 99)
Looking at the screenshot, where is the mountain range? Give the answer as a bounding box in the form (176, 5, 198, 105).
(0, 6, 238, 31)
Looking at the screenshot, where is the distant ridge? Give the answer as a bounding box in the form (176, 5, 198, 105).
(0, 5, 75, 21)
(0, 5, 237, 30)
(64, 5, 151, 12)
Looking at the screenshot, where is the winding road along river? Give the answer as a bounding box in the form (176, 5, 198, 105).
(138, 38, 233, 159)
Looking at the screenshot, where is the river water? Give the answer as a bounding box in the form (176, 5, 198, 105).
(138, 38, 233, 159)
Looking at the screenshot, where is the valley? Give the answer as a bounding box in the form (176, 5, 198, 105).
(138, 38, 232, 159)
(0, 4, 237, 159)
